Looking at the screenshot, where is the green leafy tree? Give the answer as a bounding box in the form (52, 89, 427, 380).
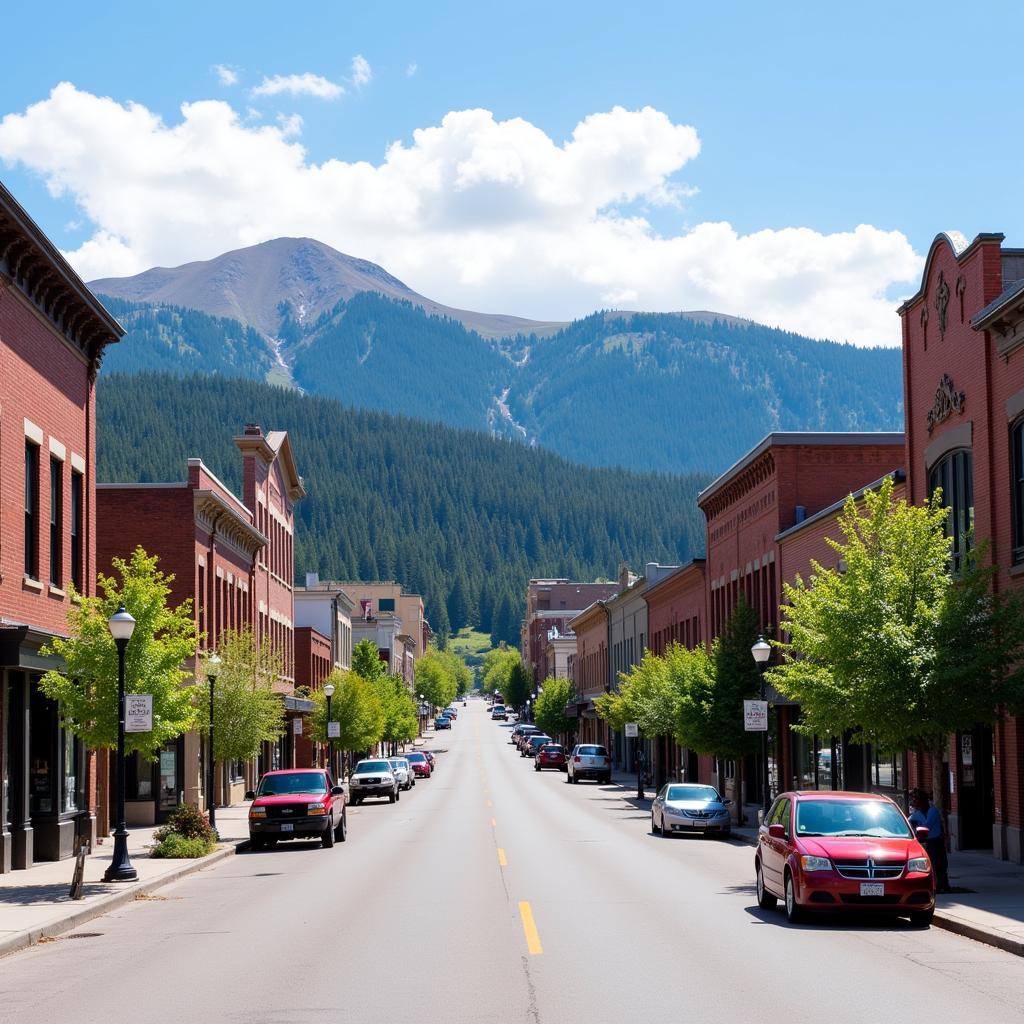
(416, 651, 458, 711)
(40, 547, 200, 756)
(534, 676, 576, 741)
(307, 669, 384, 769)
(375, 675, 419, 753)
(482, 646, 520, 699)
(772, 477, 1024, 806)
(503, 660, 532, 715)
(201, 628, 285, 764)
(352, 637, 388, 685)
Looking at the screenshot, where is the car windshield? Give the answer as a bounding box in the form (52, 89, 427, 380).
(666, 785, 720, 803)
(389, 760, 408, 769)
(577, 746, 607, 756)
(540, 745, 564, 753)
(795, 799, 912, 838)
(406, 753, 425, 763)
(529, 736, 551, 745)
(355, 761, 391, 774)
(257, 772, 326, 796)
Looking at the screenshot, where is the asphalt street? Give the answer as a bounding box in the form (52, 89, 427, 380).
(3, 700, 1024, 1024)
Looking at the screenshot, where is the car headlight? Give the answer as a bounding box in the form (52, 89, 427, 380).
(307, 802, 328, 815)
(715, 809, 731, 818)
(800, 855, 832, 873)
(908, 857, 930, 873)
(666, 806, 688, 817)
(249, 805, 267, 818)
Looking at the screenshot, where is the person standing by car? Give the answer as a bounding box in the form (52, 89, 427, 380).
(909, 789, 950, 892)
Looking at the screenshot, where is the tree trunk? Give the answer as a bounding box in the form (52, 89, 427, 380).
(734, 757, 744, 825)
(931, 741, 947, 817)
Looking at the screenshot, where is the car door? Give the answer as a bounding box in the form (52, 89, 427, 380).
(760, 797, 790, 894)
(654, 784, 668, 827)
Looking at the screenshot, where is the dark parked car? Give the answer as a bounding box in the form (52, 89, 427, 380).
(534, 743, 568, 771)
(522, 734, 552, 758)
(247, 768, 347, 850)
(755, 791, 935, 925)
(435, 715, 452, 729)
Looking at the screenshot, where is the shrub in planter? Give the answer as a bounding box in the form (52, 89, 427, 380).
(151, 833, 216, 859)
(153, 803, 216, 845)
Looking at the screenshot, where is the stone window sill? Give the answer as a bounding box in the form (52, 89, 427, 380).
(1009, 562, 1024, 578)
(48, 585, 66, 598)
(22, 576, 43, 592)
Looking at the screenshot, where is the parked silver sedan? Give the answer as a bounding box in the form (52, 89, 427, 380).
(651, 783, 732, 837)
(388, 757, 415, 791)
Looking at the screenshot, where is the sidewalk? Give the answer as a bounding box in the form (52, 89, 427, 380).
(607, 772, 1024, 958)
(0, 804, 250, 960)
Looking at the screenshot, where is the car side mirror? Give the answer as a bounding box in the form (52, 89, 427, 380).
(768, 823, 786, 840)
(244, 791, 256, 801)
(915, 826, 930, 844)
(331, 786, 344, 796)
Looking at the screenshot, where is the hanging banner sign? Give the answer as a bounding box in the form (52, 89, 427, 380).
(293, 718, 303, 736)
(624, 722, 639, 738)
(125, 694, 153, 733)
(743, 699, 769, 732)
(327, 721, 341, 738)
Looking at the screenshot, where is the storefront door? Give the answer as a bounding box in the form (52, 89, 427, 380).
(957, 726, 994, 849)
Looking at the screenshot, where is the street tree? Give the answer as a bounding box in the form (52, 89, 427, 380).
(308, 669, 384, 773)
(375, 675, 419, 754)
(40, 547, 200, 756)
(415, 650, 458, 710)
(201, 628, 285, 764)
(533, 676, 576, 742)
(482, 646, 519, 699)
(771, 476, 1024, 805)
(352, 637, 388, 685)
(503, 660, 532, 715)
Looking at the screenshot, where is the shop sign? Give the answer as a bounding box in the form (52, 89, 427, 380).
(624, 722, 639, 738)
(125, 694, 153, 733)
(327, 721, 341, 738)
(293, 718, 303, 736)
(743, 700, 769, 732)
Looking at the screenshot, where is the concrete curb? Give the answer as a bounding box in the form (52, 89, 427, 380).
(0, 838, 248, 961)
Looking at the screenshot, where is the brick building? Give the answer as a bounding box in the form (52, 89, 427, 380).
(0, 181, 123, 871)
(342, 582, 429, 667)
(97, 427, 304, 823)
(295, 576, 354, 672)
(567, 601, 609, 744)
(294, 626, 332, 768)
(898, 230, 1024, 861)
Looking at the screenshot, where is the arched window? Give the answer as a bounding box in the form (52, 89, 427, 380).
(1012, 420, 1024, 565)
(928, 449, 974, 573)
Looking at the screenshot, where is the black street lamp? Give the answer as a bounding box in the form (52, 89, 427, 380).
(751, 636, 772, 815)
(324, 681, 335, 778)
(206, 653, 222, 837)
(104, 605, 137, 883)
(418, 693, 425, 736)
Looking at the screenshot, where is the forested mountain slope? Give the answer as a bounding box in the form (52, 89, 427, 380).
(97, 373, 709, 641)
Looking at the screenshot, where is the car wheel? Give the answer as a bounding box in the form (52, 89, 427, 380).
(335, 810, 347, 842)
(534, 763, 540, 772)
(784, 871, 803, 923)
(572, 773, 579, 784)
(389, 791, 396, 804)
(249, 836, 265, 851)
(756, 863, 777, 909)
(908, 907, 934, 928)
(603, 774, 612, 784)
(265, 837, 278, 847)
(651, 812, 661, 836)
(396, 788, 401, 801)
(322, 818, 335, 848)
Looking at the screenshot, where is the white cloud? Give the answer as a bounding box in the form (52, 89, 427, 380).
(213, 64, 239, 87)
(406, 62, 418, 78)
(275, 112, 303, 138)
(0, 83, 921, 344)
(251, 73, 344, 100)
(351, 55, 372, 88)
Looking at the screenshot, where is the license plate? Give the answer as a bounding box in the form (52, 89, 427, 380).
(280, 823, 293, 832)
(860, 882, 884, 896)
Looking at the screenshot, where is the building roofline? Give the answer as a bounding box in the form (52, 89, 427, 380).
(774, 470, 906, 543)
(971, 277, 1024, 331)
(566, 600, 608, 632)
(896, 231, 1005, 315)
(640, 557, 707, 601)
(697, 433, 905, 505)
(97, 481, 187, 489)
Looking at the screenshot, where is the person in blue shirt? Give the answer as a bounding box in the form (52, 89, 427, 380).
(909, 788, 950, 892)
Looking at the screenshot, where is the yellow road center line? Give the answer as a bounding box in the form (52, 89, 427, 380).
(518, 901, 543, 955)
(486, 799, 492, 807)
(498, 848, 507, 866)
(491, 817, 497, 827)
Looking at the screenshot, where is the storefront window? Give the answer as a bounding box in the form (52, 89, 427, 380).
(872, 747, 903, 791)
(1012, 420, 1024, 564)
(159, 745, 178, 811)
(29, 681, 56, 816)
(928, 449, 974, 573)
(62, 729, 80, 812)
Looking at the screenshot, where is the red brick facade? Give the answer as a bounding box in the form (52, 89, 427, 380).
(294, 626, 331, 768)
(568, 601, 609, 744)
(645, 559, 706, 656)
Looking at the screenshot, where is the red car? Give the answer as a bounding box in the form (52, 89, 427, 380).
(405, 751, 432, 778)
(755, 791, 935, 926)
(423, 751, 437, 771)
(534, 743, 568, 772)
(246, 768, 347, 850)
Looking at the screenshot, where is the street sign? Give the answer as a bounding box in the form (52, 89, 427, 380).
(624, 722, 639, 738)
(327, 721, 341, 738)
(125, 694, 153, 733)
(293, 718, 303, 736)
(743, 700, 768, 732)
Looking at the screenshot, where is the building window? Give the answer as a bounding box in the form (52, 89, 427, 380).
(70, 471, 83, 591)
(1013, 420, 1024, 565)
(928, 449, 974, 573)
(49, 458, 63, 587)
(25, 442, 39, 579)
(378, 598, 395, 612)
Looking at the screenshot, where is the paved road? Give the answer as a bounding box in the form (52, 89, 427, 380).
(3, 701, 1024, 1023)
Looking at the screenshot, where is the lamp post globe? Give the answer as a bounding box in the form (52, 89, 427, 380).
(105, 605, 137, 882)
(750, 636, 771, 815)
(206, 653, 222, 837)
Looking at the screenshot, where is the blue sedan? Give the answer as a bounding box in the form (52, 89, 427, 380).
(434, 716, 452, 730)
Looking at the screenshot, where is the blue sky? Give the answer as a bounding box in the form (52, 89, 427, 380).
(1, 0, 1022, 345)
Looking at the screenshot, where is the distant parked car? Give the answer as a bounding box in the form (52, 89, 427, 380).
(388, 758, 415, 790)
(514, 726, 541, 750)
(405, 751, 432, 778)
(349, 759, 400, 805)
(534, 743, 568, 772)
(567, 744, 612, 784)
(246, 768, 347, 850)
(422, 751, 436, 771)
(522, 734, 552, 758)
(491, 704, 508, 721)
(445, 707, 458, 719)
(511, 723, 538, 745)
(435, 715, 452, 730)
(651, 783, 732, 838)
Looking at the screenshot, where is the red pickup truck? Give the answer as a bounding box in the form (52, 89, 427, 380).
(246, 768, 347, 850)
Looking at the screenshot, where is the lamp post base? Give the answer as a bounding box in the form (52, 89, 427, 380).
(103, 830, 137, 882)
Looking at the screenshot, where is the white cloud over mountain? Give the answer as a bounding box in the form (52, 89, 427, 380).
(0, 83, 921, 345)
